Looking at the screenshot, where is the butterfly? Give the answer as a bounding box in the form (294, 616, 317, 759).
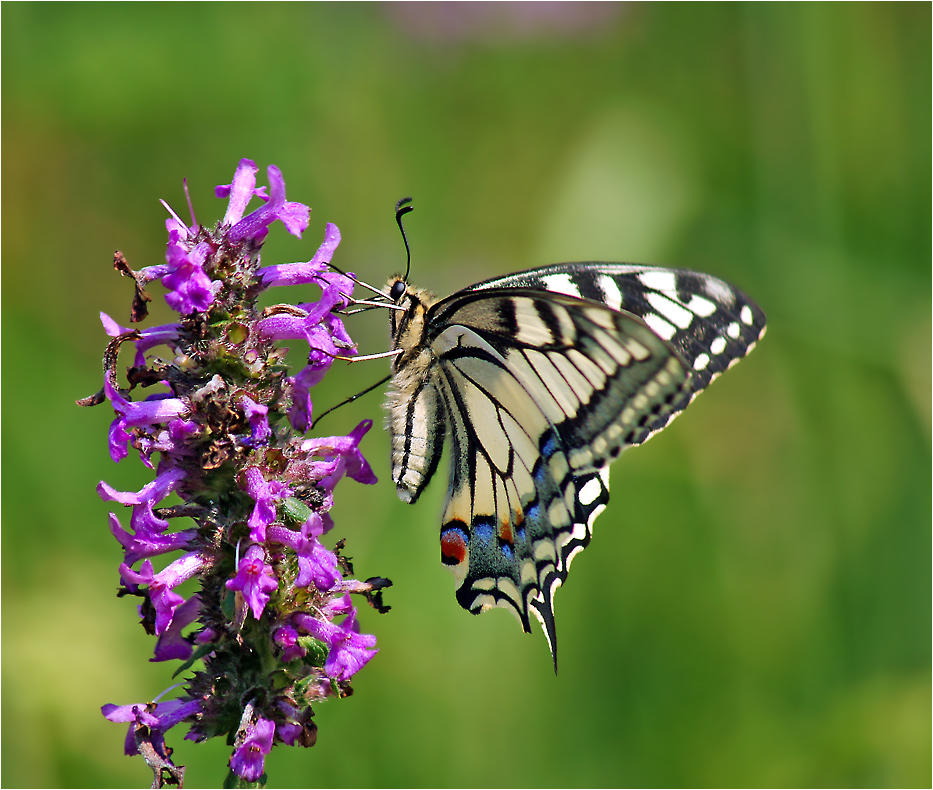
(374, 255, 766, 669)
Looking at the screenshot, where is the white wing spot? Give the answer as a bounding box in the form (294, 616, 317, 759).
(542, 273, 582, 298)
(693, 353, 711, 371)
(571, 520, 589, 542)
(685, 294, 717, 317)
(740, 305, 754, 325)
(579, 477, 603, 506)
(727, 321, 741, 339)
(646, 292, 694, 329)
(598, 275, 623, 310)
(638, 270, 678, 292)
(710, 336, 727, 355)
(644, 312, 677, 341)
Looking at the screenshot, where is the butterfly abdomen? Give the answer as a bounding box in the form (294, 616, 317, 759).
(386, 279, 446, 504)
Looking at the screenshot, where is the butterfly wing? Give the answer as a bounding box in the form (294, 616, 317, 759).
(387, 263, 766, 666)
(421, 291, 690, 664)
(464, 262, 767, 444)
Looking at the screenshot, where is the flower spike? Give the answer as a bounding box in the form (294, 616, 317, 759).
(80, 159, 389, 786)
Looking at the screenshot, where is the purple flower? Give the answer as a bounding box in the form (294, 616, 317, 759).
(229, 717, 275, 782)
(216, 158, 267, 226)
(294, 607, 378, 681)
(98, 464, 186, 508)
(102, 377, 190, 463)
(286, 363, 329, 434)
(273, 625, 306, 663)
(238, 395, 270, 447)
(258, 222, 342, 289)
(137, 215, 218, 317)
(163, 240, 218, 315)
(108, 511, 196, 566)
(84, 159, 389, 785)
(225, 544, 278, 620)
(301, 420, 378, 488)
(267, 512, 341, 592)
(228, 164, 309, 243)
(275, 722, 304, 747)
(242, 467, 292, 543)
(153, 594, 201, 662)
(102, 698, 203, 757)
(120, 553, 207, 635)
(322, 592, 354, 619)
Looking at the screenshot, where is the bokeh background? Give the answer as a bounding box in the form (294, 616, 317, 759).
(2, 3, 930, 787)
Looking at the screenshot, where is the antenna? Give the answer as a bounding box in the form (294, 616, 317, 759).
(325, 261, 393, 301)
(310, 374, 392, 430)
(395, 197, 413, 281)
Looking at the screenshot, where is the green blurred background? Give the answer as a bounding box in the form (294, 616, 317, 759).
(2, 3, 930, 787)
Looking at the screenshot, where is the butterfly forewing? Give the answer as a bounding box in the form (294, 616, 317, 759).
(385, 262, 766, 666)
(465, 263, 766, 444)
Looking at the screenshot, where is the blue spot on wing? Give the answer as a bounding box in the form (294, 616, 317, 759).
(540, 429, 561, 459)
(472, 516, 496, 545)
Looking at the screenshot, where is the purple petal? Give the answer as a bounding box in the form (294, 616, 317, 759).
(217, 159, 261, 226)
(273, 625, 306, 663)
(293, 607, 378, 680)
(108, 417, 132, 462)
(163, 241, 217, 315)
(242, 467, 291, 543)
(102, 699, 202, 756)
(276, 723, 303, 746)
(258, 223, 341, 288)
(109, 512, 196, 566)
(225, 544, 278, 620)
(300, 420, 377, 487)
(98, 466, 186, 506)
(286, 363, 332, 434)
(229, 165, 309, 243)
(120, 552, 206, 634)
(255, 313, 308, 341)
(104, 375, 189, 427)
(229, 717, 275, 782)
(238, 395, 270, 447)
(152, 594, 201, 662)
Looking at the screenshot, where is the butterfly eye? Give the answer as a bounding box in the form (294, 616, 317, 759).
(389, 279, 407, 302)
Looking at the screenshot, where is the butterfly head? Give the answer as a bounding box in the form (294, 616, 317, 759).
(385, 276, 439, 366)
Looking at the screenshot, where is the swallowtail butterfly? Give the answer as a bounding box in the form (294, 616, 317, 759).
(382, 260, 765, 667)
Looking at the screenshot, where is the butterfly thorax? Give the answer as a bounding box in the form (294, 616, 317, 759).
(387, 277, 438, 369)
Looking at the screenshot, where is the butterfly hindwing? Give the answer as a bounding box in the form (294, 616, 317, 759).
(391, 291, 690, 663)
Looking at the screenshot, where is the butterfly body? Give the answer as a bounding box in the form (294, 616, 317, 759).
(384, 262, 766, 666)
